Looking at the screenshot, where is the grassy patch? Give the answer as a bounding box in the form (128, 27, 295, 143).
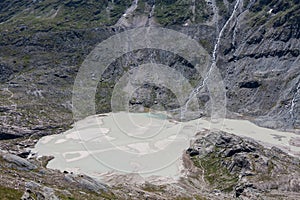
(247, 0, 299, 29)
(0, 185, 23, 200)
(154, 0, 192, 26)
(98, 191, 118, 200)
(194, 0, 212, 23)
(154, 0, 212, 25)
(192, 151, 239, 192)
(0, 0, 132, 32)
(135, 0, 147, 15)
(142, 183, 166, 193)
(216, 0, 228, 18)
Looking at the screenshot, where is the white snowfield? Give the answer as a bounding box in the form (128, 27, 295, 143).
(33, 112, 300, 182)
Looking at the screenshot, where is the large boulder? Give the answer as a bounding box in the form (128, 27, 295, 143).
(2, 153, 37, 171)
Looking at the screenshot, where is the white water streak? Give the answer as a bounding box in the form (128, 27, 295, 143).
(181, 0, 241, 119)
(289, 81, 300, 118)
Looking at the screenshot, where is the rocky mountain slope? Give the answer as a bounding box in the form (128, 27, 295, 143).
(0, 0, 299, 141)
(187, 131, 300, 199)
(219, 0, 300, 130)
(1, 131, 299, 199)
(0, 0, 299, 199)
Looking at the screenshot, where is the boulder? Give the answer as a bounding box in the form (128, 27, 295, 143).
(2, 153, 37, 171)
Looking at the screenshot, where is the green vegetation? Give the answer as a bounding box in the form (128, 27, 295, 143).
(154, 0, 211, 25)
(0, 0, 132, 32)
(22, 55, 31, 67)
(194, 0, 211, 23)
(154, 0, 192, 26)
(0, 185, 23, 200)
(216, 0, 228, 18)
(56, 190, 118, 200)
(192, 150, 239, 192)
(55, 190, 118, 200)
(95, 81, 114, 113)
(58, 197, 76, 200)
(194, 196, 208, 200)
(142, 183, 166, 193)
(134, 0, 147, 15)
(173, 196, 207, 200)
(198, 39, 212, 53)
(98, 191, 118, 200)
(0, 0, 216, 29)
(247, 0, 300, 29)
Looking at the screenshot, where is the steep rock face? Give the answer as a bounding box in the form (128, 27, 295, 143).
(218, 0, 300, 130)
(93, 0, 300, 130)
(96, 0, 300, 130)
(0, 27, 115, 138)
(187, 131, 300, 199)
(0, 0, 299, 139)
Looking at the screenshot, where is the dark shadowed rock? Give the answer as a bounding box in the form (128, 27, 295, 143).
(186, 148, 200, 156)
(0, 132, 22, 140)
(239, 81, 261, 89)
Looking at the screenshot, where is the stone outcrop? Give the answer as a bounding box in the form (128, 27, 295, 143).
(2, 153, 37, 171)
(187, 131, 300, 199)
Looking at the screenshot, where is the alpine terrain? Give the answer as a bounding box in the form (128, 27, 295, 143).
(0, 0, 299, 199)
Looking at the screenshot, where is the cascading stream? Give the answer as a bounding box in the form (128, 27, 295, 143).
(289, 81, 300, 119)
(180, 0, 241, 120)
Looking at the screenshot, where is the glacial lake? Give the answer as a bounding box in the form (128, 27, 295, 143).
(33, 112, 300, 181)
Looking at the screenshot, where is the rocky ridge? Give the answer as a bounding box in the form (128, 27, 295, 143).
(1, 131, 300, 199)
(186, 131, 300, 199)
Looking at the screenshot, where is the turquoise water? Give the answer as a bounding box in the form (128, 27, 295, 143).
(144, 112, 168, 120)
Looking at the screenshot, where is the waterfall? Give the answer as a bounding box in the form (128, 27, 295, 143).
(180, 0, 241, 120)
(289, 81, 300, 119)
(147, 2, 156, 26)
(191, 0, 196, 23)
